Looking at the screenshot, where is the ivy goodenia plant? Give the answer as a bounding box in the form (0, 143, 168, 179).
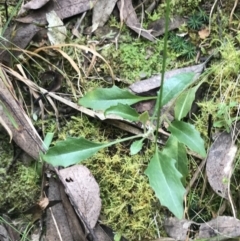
(42, 72, 206, 219)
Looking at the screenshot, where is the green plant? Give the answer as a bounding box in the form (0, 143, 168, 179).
(169, 34, 188, 52)
(213, 101, 240, 132)
(42, 0, 206, 222)
(42, 64, 206, 221)
(146, 11, 162, 22)
(169, 34, 196, 59)
(187, 14, 203, 30)
(197, 7, 209, 23)
(187, 9, 209, 30)
(43, 72, 206, 219)
(182, 43, 197, 59)
(0, 216, 33, 241)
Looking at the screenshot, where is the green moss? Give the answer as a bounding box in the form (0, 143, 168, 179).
(171, 0, 203, 15)
(0, 130, 39, 217)
(194, 37, 240, 135)
(168, 33, 197, 60)
(0, 162, 40, 213)
(58, 115, 165, 240)
(99, 39, 177, 83)
(86, 147, 162, 240)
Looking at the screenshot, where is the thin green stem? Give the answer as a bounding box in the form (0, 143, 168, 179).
(105, 133, 144, 148)
(1, 0, 24, 35)
(154, 0, 171, 145)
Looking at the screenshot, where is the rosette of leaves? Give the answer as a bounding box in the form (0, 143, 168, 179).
(169, 34, 188, 52)
(182, 43, 197, 60)
(187, 8, 209, 30)
(169, 34, 196, 59)
(197, 7, 209, 23)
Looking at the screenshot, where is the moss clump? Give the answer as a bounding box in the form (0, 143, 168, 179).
(85, 145, 163, 240)
(170, 0, 203, 15)
(168, 33, 197, 60)
(0, 129, 40, 213)
(100, 39, 167, 83)
(0, 162, 40, 213)
(194, 37, 240, 136)
(58, 115, 165, 240)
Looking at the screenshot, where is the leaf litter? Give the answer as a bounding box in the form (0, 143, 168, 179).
(0, 0, 240, 240)
(206, 122, 240, 206)
(58, 165, 101, 230)
(164, 216, 240, 240)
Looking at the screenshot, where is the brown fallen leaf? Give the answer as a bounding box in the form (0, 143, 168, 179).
(2, 214, 20, 241)
(117, 0, 155, 41)
(58, 165, 101, 230)
(0, 66, 46, 160)
(38, 197, 50, 210)
(0, 0, 97, 64)
(206, 123, 240, 200)
(164, 216, 240, 240)
(92, 0, 118, 31)
(198, 27, 210, 39)
(129, 60, 210, 94)
(46, 177, 76, 241)
(164, 217, 198, 240)
(148, 15, 186, 37)
(199, 216, 240, 239)
(16, 0, 97, 24)
(21, 0, 50, 10)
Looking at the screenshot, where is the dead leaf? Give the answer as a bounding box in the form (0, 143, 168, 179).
(0, 225, 9, 241)
(22, 0, 50, 10)
(38, 197, 50, 210)
(58, 165, 101, 229)
(164, 216, 240, 240)
(93, 224, 113, 241)
(0, 0, 97, 64)
(198, 27, 210, 39)
(0, 23, 41, 64)
(58, 181, 87, 241)
(16, 0, 97, 24)
(92, 0, 118, 31)
(148, 16, 186, 37)
(129, 61, 209, 94)
(0, 66, 46, 160)
(46, 176, 76, 241)
(199, 216, 240, 239)
(46, 10, 67, 45)
(117, 0, 155, 41)
(0, 114, 13, 141)
(206, 128, 238, 199)
(2, 215, 20, 241)
(164, 217, 198, 240)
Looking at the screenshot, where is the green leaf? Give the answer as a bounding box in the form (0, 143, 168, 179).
(105, 103, 139, 121)
(138, 111, 149, 125)
(130, 139, 144, 155)
(162, 136, 188, 185)
(43, 132, 54, 149)
(174, 87, 197, 120)
(114, 233, 122, 241)
(79, 86, 155, 111)
(168, 120, 206, 157)
(42, 137, 111, 167)
(160, 72, 195, 107)
(162, 135, 178, 160)
(177, 143, 188, 186)
(145, 149, 185, 219)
